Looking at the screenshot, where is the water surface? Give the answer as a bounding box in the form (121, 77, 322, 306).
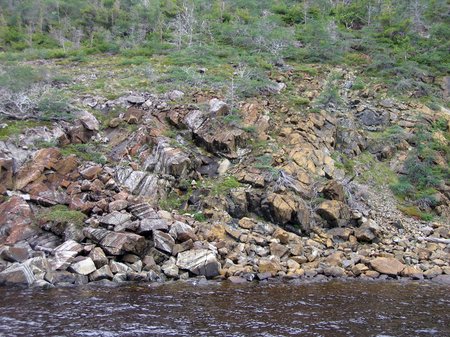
(0, 280, 449, 337)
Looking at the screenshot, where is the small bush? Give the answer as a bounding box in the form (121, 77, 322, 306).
(37, 90, 73, 121)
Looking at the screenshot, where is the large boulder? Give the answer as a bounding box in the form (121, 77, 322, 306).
(83, 228, 146, 256)
(15, 148, 61, 190)
(99, 211, 132, 227)
(316, 200, 351, 227)
(69, 257, 97, 275)
(0, 263, 36, 286)
(153, 230, 175, 254)
(370, 257, 405, 276)
(176, 249, 220, 278)
(0, 196, 35, 244)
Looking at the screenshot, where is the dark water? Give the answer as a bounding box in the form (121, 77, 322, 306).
(0, 280, 449, 337)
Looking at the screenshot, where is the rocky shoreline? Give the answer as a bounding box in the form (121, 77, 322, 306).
(1, 68, 449, 289)
(1, 193, 449, 288)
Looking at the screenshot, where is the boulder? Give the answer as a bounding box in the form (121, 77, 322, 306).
(80, 165, 102, 180)
(176, 249, 220, 278)
(316, 200, 351, 227)
(161, 257, 179, 278)
(209, 98, 230, 116)
(89, 247, 108, 268)
(69, 257, 97, 275)
(125, 95, 146, 104)
(15, 148, 61, 190)
(258, 258, 282, 276)
(89, 265, 113, 281)
(153, 230, 175, 254)
(99, 211, 132, 227)
(169, 221, 197, 242)
(138, 218, 169, 233)
(0, 196, 34, 244)
(0, 263, 36, 286)
(83, 228, 146, 256)
(370, 257, 405, 276)
(322, 180, 345, 201)
(77, 110, 100, 131)
(0, 246, 30, 262)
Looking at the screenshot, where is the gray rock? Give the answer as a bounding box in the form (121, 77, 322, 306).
(176, 249, 220, 278)
(154, 230, 175, 254)
(253, 222, 275, 236)
(323, 266, 346, 278)
(110, 260, 130, 274)
(0, 263, 36, 286)
(162, 257, 179, 278)
(54, 240, 84, 254)
(89, 265, 113, 281)
(48, 271, 76, 284)
(167, 90, 184, 101)
(138, 218, 169, 233)
(209, 98, 229, 116)
(169, 221, 197, 242)
(125, 95, 145, 104)
(184, 110, 208, 131)
(50, 250, 78, 271)
(99, 211, 132, 227)
(83, 227, 146, 256)
(89, 247, 108, 268)
(69, 257, 97, 275)
(0, 246, 30, 262)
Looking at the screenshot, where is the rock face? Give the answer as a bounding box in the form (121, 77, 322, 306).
(370, 257, 405, 276)
(176, 249, 220, 278)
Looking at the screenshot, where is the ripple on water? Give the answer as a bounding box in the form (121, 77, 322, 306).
(0, 281, 449, 337)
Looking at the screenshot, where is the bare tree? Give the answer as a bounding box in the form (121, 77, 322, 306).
(173, 0, 196, 49)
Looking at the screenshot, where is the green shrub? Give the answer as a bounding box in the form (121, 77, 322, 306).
(0, 64, 46, 91)
(37, 90, 73, 121)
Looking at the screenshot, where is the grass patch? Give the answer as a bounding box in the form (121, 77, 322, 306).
(398, 205, 433, 221)
(37, 205, 87, 226)
(60, 143, 107, 164)
(0, 120, 50, 141)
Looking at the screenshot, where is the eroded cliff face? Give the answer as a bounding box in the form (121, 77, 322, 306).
(1, 64, 449, 287)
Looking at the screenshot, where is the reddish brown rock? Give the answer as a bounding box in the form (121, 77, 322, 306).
(15, 148, 62, 190)
(80, 166, 102, 180)
(0, 196, 35, 244)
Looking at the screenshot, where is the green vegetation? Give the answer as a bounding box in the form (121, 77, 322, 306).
(210, 176, 242, 196)
(0, 0, 446, 104)
(0, 120, 50, 141)
(37, 205, 87, 226)
(60, 144, 107, 164)
(390, 118, 449, 216)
